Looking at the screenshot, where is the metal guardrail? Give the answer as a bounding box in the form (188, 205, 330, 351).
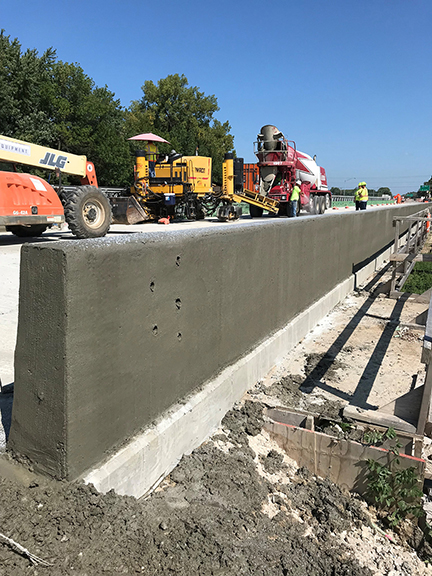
(419, 294, 432, 435)
(389, 207, 431, 296)
(332, 196, 354, 202)
(332, 195, 394, 203)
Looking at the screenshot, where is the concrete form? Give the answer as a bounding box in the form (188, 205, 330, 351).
(265, 408, 425, 495)
(8, 205, 423, 496)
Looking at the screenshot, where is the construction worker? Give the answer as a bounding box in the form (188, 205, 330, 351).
(145, 141, 158, 178)
(354, 184, 361, 211)
(358, 182, 368, 210)
(355, 182, 368, 210)
(290, 180, 301, 217)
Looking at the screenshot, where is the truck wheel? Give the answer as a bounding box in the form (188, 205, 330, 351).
(217, 205, 241, 221)
(325, 193, 332, 210)
(278, 203, 288, 217)
(318, 196, 325, 214)
(249, 204, 264, 218)
(195, 203, 205, 220)
(308, 194, 318, 214)
(62, 186, 112, 239)
(6, 224, 48, 237)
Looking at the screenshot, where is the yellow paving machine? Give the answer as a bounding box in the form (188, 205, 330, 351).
(0, 133, 276, 238)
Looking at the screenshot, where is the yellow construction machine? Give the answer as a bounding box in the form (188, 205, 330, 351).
(0, 132, 276, 238)
(109, 150, 247, 224)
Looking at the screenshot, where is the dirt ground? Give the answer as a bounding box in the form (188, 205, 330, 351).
(1, 267, 432, 574)
(256, 289, 427, 419)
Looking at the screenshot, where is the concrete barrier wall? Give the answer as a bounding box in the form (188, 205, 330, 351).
(8, 205, 424, 480)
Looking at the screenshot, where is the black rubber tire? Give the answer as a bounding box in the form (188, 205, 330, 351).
(325, 193, 332, 210)
(278, 203, 288, 217)
(249, 204, 264, 218)
(318, 195, 325, 214)
(307, 194, 315, 214)
(62, 186, 112, 239)
(195, 204, 205, 220)
(6, 224, 48, 237)
(308, 194, 318, 215)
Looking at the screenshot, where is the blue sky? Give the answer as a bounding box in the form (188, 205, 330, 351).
(1, 0, 431, 194)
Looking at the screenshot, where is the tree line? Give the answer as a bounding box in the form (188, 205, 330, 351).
(0, 31, 235, 185)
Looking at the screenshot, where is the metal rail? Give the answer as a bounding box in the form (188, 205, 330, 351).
(331, 195, 393, 202)
(389, 207, 431, 297)
(419, 293, 432, 435)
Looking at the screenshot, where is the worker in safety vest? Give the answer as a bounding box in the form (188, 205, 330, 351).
(357, 182, 369, 210)
(354, 184, 362, 210)
(145, 142, 158, 177)
(355, 182, 368, 210)
(290, 180, 301, 217)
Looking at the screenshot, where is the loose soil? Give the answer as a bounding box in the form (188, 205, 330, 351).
(0, 400, 430, 575)
(1, 270, 432, 574)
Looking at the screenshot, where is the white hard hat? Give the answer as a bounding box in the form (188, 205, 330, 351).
(296, 180, 301, 185)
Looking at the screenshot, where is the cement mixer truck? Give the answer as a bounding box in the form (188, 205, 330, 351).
(247, 125, 330, 217)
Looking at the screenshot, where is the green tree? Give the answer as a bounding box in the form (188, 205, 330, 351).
(330, 187, 341, 195)
(46, 61, 132, 186)
(0, 29, 56, 143)
(0, 31, 132, 186)
(127, 74, 235, 183)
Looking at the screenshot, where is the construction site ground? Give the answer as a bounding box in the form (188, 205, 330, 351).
(0, 257, 432, 573)
(1, 210, 432, 575)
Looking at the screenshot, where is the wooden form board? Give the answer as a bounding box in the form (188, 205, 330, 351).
(343, 404, 417, 434)
(265, 420, 425, 495)
(265, 406, 421, 456)
(390, 253, 432, 262)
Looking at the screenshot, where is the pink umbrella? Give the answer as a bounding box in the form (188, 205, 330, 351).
(128, 133, 170, 144)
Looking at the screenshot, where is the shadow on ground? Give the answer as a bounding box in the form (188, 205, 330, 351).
(300, 291, 410, 410)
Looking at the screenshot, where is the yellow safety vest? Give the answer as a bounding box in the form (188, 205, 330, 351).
(146, 142, 158, 161)
(359, 187, 368, 201)
(291, 185, 300, 201)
